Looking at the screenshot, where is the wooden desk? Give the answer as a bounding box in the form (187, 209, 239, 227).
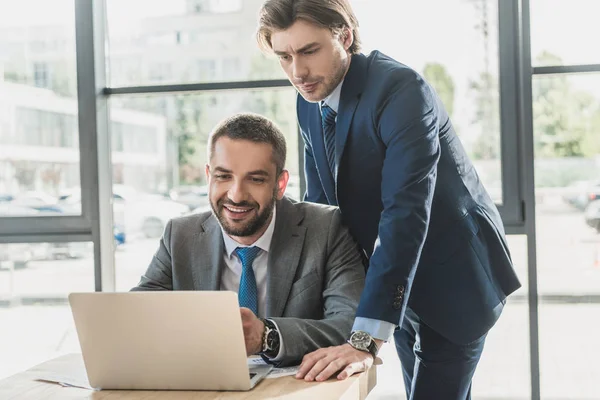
(0, 354, 377, 400)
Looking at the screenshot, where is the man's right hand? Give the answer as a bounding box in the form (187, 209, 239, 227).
(240, 307, 264, 356)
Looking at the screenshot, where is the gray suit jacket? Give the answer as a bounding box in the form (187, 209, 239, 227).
(132, 196, 366, 366)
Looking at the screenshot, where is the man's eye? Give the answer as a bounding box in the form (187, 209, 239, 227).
(279, 55, 290, 61)
(304, 49, 317, 55)
(251, 178, 266, 183)
(215, 174, 230, 180)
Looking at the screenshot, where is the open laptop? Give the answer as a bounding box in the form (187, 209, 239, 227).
(68, 291, 272, 391)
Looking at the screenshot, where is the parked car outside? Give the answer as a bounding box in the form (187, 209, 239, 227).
(563, 180, 599, 211)
(584, 199, 600, 232)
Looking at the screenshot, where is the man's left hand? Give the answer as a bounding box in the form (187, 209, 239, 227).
(240, 307, 264, 356)
(296, 343, 374, 382)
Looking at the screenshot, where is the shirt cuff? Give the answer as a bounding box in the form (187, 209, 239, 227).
(266, 319, 285, 361)
(352, 317, 396, 342)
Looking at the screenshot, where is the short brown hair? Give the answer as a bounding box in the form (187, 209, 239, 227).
(208, 113, 287, 175)
(256, 0, 361, 55)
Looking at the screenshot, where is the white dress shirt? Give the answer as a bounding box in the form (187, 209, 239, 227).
(320, 78, 344, 114)
(219, 207, 285, 359)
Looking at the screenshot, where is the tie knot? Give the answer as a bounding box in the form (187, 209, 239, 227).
(321, 103, 337, 125)
(235, 246, 261, 267)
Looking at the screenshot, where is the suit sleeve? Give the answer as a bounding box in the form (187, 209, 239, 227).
(269, 210, 366, 366)
(130, 220, 174, 291)
(356, 78, 440, 328)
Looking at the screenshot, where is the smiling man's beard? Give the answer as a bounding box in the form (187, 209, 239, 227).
(212, 189, 278, 238)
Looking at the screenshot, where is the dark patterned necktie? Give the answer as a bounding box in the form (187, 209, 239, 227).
(234, 246, 261, 315)
(321, 102, 337, 176)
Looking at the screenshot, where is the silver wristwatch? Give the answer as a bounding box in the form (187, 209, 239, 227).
(347, 330, 378, 359)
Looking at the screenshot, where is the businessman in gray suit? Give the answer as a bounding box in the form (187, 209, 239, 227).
(132, 113, 365, 367)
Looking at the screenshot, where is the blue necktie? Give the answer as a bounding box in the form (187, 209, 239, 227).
(321, 102, 337, 177)
(235, 246, 261, 315)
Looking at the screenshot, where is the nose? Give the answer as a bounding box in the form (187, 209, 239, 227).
(292, 58, 309, 80)
(227, 179, 247, 204)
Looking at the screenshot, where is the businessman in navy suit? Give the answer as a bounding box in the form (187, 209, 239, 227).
(257, 1, 521, 398)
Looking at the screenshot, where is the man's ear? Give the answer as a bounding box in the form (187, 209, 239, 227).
(276, 170, 290, 200)
(205, 164, 210, 182)
(342, 27, 353, 51)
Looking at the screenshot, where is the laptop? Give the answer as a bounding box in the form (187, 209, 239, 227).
(68, 291, 273, 391)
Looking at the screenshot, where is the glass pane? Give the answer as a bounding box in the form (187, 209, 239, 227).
(531, 0, 600, 67)
(533, 73, 600, 398)
(109, 88, 299, 290)
(105, 0, 286, 86)
(0, 0, 82, 217)
(0, 242, 93, 379)
(354, 0, 502, 203)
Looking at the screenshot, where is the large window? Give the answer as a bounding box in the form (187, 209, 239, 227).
(0, 0, 100, 381)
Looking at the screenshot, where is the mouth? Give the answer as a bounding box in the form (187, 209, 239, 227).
(297, 81, 319, 92)
(222, 204, 255, 219)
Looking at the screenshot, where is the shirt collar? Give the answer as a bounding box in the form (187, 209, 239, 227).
(320, 78, 344, 113)
(221, 206, 277, 257)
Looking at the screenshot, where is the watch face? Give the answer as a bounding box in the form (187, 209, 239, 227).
(266, 330, 278, 349)
(350, 331, 372, 351)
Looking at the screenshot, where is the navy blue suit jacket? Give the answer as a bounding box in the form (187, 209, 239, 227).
(297, 51, 521, 344)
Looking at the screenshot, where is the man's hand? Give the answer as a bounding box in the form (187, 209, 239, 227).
(240, 307, 264, 356)
(296, 343, 375, 382)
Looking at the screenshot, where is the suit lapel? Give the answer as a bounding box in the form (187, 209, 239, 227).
(191, 215, 224, 290)
(307, 104, 337, 204)
(335, 53, 369, 181)
(266, 198, 306, 317)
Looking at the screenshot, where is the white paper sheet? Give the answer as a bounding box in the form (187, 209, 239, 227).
(35, 372, 93, 390)
(248, 357, 300, 379)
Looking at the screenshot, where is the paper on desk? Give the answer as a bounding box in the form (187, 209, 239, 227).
(35, 372, 93, 390)
(265, 366, 300, 379)
(248, 357, 300, 379)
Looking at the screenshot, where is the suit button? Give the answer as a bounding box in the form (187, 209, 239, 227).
(393, 300, 402, 310)
(396, 285, 404, 295)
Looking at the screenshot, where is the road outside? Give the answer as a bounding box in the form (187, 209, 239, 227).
(1, 201, 599, 399)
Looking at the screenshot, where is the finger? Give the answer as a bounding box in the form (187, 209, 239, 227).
(239, 307, 251, 319)
(315, 359, 347, 382)
(337, 362, 362, 380)
(304, 356, 337, 381)
(296, 350, 327, 379)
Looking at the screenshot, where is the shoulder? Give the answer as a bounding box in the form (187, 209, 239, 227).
(292, 200, 343, 232)
(296, 200, 339, 218)
(366, 51, 423, 88)
(167, 211, 213, 234)
(365, 51, 435, 108)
